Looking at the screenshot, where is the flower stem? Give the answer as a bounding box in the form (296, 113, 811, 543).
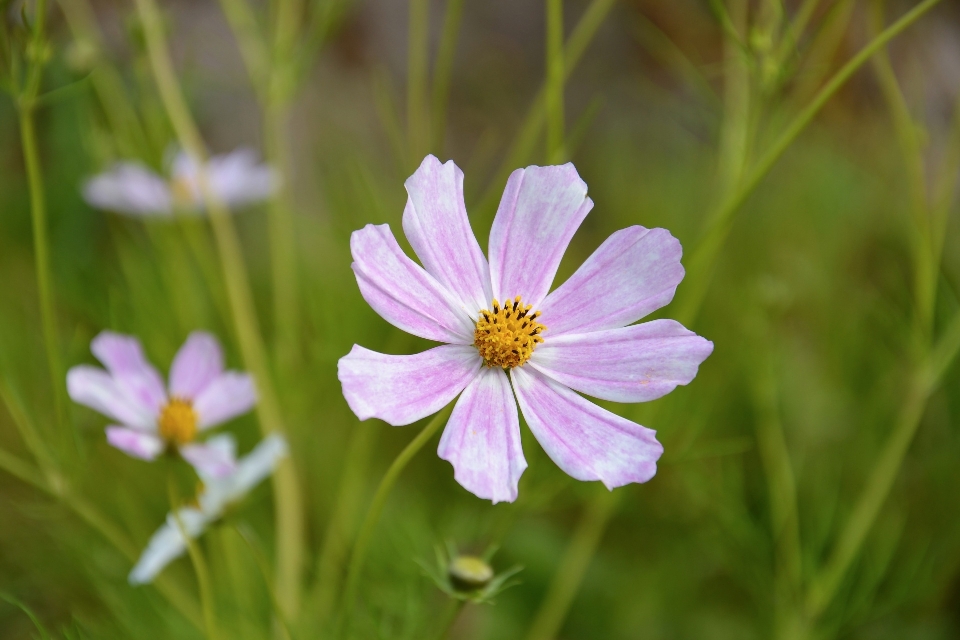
(340, 406, 453, 633)
(133, 0, 305, 618)
(544, 0, 565, 164)
(168, 473, 221, 640)
(407, 0, 431, 167)
(524, 489, 620, 640)
(433, 598, 465, 640)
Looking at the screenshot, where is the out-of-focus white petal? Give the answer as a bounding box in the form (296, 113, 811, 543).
(207, 149, 278, 207)
(128, 507, 208, 585)
(83, 162, 173, 216)
(201, 433, 288, 512)
(180, 434, 238, 480)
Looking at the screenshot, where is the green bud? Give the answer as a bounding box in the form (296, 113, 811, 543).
(448, 555, 494, 591)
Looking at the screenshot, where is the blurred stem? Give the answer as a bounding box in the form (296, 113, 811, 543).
(169, 475, 221, 640)
(869, 2, 935, 339)
(17, 0, 70, 454)
(217, 0, 269, 100)
(133, 0, 305, 618)
(340, 406, 453, 632)
(430, 0, 464, 155)
(717, 0, 750, 196)
(675, 0, 944, 326)
(407, 0, 431, 167)
(524, 489, 620, 640)
(0, 376, 56, 473)
(545, 0, 565, 163)
(773, 0, 823, 71)
(234, 526, 294, 640)
(751, 354, 803, 633)
(434, 598, 465, 640)
(310, 422, 378, 629)
(474, 0, 616, 216)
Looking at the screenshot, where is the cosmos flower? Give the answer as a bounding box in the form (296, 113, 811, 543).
(339, 155, 714, 503)
(82, 148, 276, 217)
(129, 433, 288, 584)
(67, 331, 257, 479)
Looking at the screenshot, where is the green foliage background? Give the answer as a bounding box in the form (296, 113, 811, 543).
(1, 0, 959, 638)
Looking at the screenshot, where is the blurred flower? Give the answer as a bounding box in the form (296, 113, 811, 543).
(67, 331, 257, 478)
(129, 433, 287, 585)
(339, 155, 713, 503)
(82, 148, 277, 217)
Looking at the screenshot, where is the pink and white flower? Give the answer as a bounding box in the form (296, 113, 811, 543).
(67, 331, 257, 479)
(83, 148, 277, 217)
(339, 155, 714, 503)
(129, 433, 287, 584)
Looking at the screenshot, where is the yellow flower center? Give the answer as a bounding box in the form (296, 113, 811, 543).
(158, 397, 198, 446)
(169, 176, 195, 208)
(473, 296, 546, 369)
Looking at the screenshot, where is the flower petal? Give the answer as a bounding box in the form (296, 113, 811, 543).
(207, 149, 277, 207)
(338, 344, 481, 426)
(488, 164, 593, 308)
(129, 506, 208, 585)
(91, 331, 167, 415)
(169, 332, 225, 399)
(402, 155, 492, 316)
(192, 372, 257, 429)
(105, 426, 164, 460)
(530, 320, 713, 403)
(351, 224, 475, 343)
(67, 366, 156, 430)
(511, 366, 663, 489)
(82, 163, 173, 216)
(202, 434, 288, 511)
(180, 434, 238, 480)
(437, 367, 526, 503)
(539, 226, 684, 335)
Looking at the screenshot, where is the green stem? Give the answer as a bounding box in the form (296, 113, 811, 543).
(545, 0, 565, 163)
(168, 474, 221, 640)
(433, 598, 465, 640)
(430, 0, 465, 155)
(675, 0, 945, 326)
(407, 0, 431, 167)
(524, 490, 620, 640)
(133, 0, 305, 618)
(340, 406, 453, 632)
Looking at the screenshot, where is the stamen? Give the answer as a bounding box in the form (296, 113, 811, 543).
(158, 397, 198, 446)
(473, 296, 546, 369)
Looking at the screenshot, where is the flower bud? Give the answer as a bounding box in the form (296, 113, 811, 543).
(448, 555, 494, 591)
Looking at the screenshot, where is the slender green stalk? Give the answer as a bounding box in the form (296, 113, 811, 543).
(340, 406, 453, 632)
(132, 0, 305, 617)
(433, 598, 465, 640)
(234, 526, 294, 640)
(545, 0, 565, 163)
(716, 0, 750, 197)
(407, 0, 431, 167)
(675, 0, 945, 326)
(474, 0, 617, 215)
(0, 448, 46, 489)
(430, 0, 465, 155)
(216, 0, 269, 101)
(310, 422, 378, 629)
(169, 475, 221, 640)
(524, 490, 620, 640)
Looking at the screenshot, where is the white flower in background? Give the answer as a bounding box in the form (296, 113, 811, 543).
(82, 148, 277, 217)
(129, 433, 288, 585)
(67, 331, 257, 479)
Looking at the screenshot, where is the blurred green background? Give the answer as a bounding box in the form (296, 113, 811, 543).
(1, 0, 960, 638)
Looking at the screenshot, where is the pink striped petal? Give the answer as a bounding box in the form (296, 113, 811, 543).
(488, 164, 593, 308)
(169, 332, 224, 399)
(68, 366, 157, 430)
(180, 434, 238, 480)
(338, 344, 481, 426)
(193, 373, 257, 429)
(351, 224, 475, 344)
(530, 320, 713, 403)
(402, 155, 492, 317)
(511, 367, 663, 489)
(437, 367, 526, 504)
(91, 332, 167, 415)
(539, 226, 684, 336)
(106, 426, 164, 460)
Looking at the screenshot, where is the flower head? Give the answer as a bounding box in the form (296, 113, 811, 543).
(339, 155, 714, 503)
(128, 433, 288, 584)
(67, 331, 257, 479)
(82, 148, 277, 217)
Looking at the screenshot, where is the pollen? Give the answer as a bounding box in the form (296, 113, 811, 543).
(474, 296, 546, 369)
(158, 397, 198, 446)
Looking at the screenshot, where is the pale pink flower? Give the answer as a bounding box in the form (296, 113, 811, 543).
(67, 331, 257, 479)
(82, 148, 276, 217)
(339, 155, 713, 503)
